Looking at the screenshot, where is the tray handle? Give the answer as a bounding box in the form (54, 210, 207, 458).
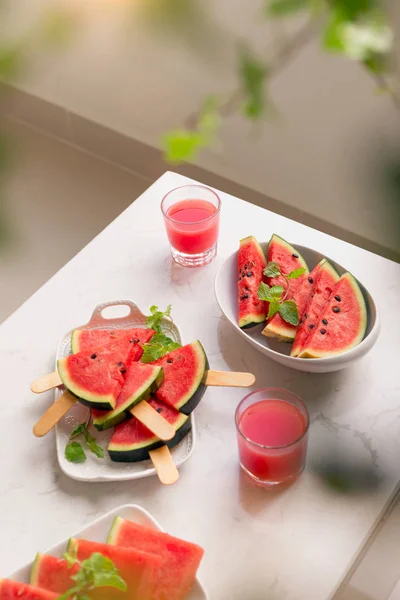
(85, 300, 146, 328)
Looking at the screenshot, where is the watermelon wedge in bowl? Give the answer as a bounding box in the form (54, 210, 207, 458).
(215, 241, 380, 373)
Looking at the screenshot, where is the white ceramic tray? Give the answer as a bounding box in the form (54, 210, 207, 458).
(55, 300, 196, 482)
(8, 504, 208, 600)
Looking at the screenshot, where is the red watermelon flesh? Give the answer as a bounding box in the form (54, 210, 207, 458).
(108, 397, 190, 462)
(238, 236, 267, 328)
(152, 341, 208, 415)
(108, 517, 204, 600)
(299, 272, 367, 358)
(67, 538, 162, 600)
(57, 340, 134, 411)
(30, 554, 78, 594)
(92, 362, 164, 431)
(71, 327, 155, 360)
(262, 234, 309, 341)
(291, 260, 339, 357)
(0, 580, 57, 600)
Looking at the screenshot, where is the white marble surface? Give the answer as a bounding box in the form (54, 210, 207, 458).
(0, 171, 399, 600)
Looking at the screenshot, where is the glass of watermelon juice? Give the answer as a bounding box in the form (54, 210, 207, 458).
(235, 388, 309, 487)
(161, 185, 221, 267)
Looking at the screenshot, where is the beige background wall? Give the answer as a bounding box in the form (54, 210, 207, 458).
(2, 0, 400, 254)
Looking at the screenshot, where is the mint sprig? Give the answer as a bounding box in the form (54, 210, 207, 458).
(258, 261, 306, 326)
(65, 441, 86, 464)
(58, 552, 127, 600)
(65, 417, 104, 463)
(141, 332, 181, 363)
(145, 304, 172, 334)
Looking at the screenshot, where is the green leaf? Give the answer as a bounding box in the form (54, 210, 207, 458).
(69, 422, 86, 440)
(279, 300, 299, 326)
(257, 282, 284, 303)
(145, 304, 172, 333)
(84, 430, 104, 459)
(267, 300, 280, 319)
(82, 553, 127, 592)
(287, 267, 306, 280)
(263, 262, 281, 279)
(267, 0, 309, 17)
(0, 45, 22, 80)
(63, 552, 78, 568)
(268, 285, 285, 299)
(257, 282, 271, 302)
(328, 0, 377, 21)
(141, 333, 181, 364)
(65, 442, 86, 464)
(239, 46, 268, 119)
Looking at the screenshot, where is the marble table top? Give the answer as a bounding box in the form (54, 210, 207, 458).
(0, 171, 399, 599)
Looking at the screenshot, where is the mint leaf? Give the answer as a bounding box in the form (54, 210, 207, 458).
(287, 267, 306, 280)
(268, 285, 285, 299)
(257, 281, 271, 301)
(84, 429, 104, 459)
(264, 262, 281, 278)
(82, 553, 127, 592)
(65, 442, 86, 464)
(69, 422, 87, 439)
(279, 300, 299, 326)
(141, 333, 181, 364)
(267, 300, 280, 319)
(145, 304, 172, 334)
(258, 282, 284, 303)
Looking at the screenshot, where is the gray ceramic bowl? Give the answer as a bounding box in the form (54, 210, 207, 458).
(214, 243, 380, 373)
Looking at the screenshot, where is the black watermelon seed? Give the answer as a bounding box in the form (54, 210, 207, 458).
(308, 277, 313, 284)
(245, 286, 249, 291)
(91, 353, 97, 359)
(332, 307, 340, 313)
(320, 328, 327, 335)
(132, 337, 140, 343)
(241, 294, 249, 300)
(156, 408, 162, 414)
(167, 358, 173, 364)
(247, 272, 253, 277)
(120, 368, 127, 374)
(292, 253, 299, 258)
(322, 319, 328, 325)
(334, 295, 341, 302)
(309, 324, 315, 329)
(117, 361, 123, 367)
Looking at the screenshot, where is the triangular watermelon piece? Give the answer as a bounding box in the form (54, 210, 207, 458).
(299, 272, 367, 358)
(57, 340, 134, 410)
(0, 580, 58, 600)
(71, 327, 155, 361)
(107, 517, 204, 600)
(30, 554, 78, 593)
(262, 234, 309, 341)
(291, 260, 339, 357)
(237, 236, 267, 328)
(67, 538, 162, 600)
(92, 362, 164, 431)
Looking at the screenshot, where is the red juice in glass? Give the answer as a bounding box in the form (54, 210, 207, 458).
(235, 388, 309, 487)
(161, 185, 221, 267)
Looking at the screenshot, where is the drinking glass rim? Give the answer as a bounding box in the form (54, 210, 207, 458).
(235, 387, 310, 450)
(161, 185, 221, 225)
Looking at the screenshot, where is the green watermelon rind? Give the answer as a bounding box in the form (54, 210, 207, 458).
(262, 234, 309, 341)
(107, 515, 125, 544)
(70, 329, 82, 354)
(238, 236, 267, 329)
(299, 272, 367, 359)
(29, 553, 42, 586)
(92, 366, 164, 431)
(108, 414, 191, 463)
(290, 259, 340, 357)
(57, 358, 116, 411)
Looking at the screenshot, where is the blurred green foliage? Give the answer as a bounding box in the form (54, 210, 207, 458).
(239, 47, 269, 120)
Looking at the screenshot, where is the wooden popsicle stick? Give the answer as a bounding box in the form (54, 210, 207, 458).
(33, 390, 77, 437)
(149, 446, 179, 485)
(204, 370, 255, 388)
(31, 371, 62, 393)
(31, 369, 255, 394)
(130, 401, 175, 441)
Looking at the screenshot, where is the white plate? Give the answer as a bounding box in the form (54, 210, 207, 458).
(55, 301, 196, 482)
(8, 504, 208, 600)
(215, 243, 380, 373)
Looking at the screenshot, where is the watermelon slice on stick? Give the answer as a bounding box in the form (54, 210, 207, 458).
(291, 259, 340, 357)
(298, 272, 367, 358)
(108, 517, 204, 600)
(262, 234, 309, 342)
(238, 236, 267, 328)
(71, 327, 155, 361)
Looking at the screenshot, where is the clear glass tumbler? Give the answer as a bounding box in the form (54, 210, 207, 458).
(161, 185, 221, 267)
(235, 388, 309, 488)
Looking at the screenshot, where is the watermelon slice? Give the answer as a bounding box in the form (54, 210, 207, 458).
(291, 260, 339, 357)
(238, 236, 267, 328)
(0, 580, 57, 600)
(108, 397, 190, 462)
(299, 272, 367, 358)
(152, 341, 208, 415)
(30, 554, 78, 593)
(57, 340, 133, 410)
(92, 362, 164, 431)
(262, 234, 309, 341)
(67, 538, 162, 600)
(71, 327, 155, 361)
(108, 517, 204, 600)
